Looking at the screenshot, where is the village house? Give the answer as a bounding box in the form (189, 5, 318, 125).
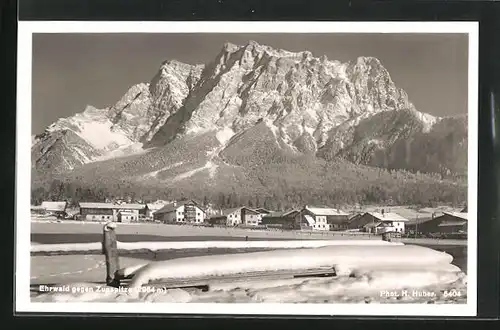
(209, 206, 261, 226)
(348, 211, 408, 234)
(404, 213, 441, 233)
(78, 202, 145, 222)
(415, 211, 468, 235)
(40, 201, 68, 218)
(260, 210, 299, 229)
(145, 203, 166, 219)
(295, 206, 350, 231)
(153, 200, 206, 224)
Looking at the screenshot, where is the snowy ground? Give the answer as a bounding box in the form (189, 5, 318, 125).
(30, 244, 467, 304)
(31, 220, 380, 241)
(28, 216, 467, 305)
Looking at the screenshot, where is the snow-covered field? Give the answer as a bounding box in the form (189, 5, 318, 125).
(31, 244, 467, 304)
(31, 220, 379, 240)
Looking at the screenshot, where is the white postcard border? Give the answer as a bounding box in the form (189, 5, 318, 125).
(16, 21, 479, 316)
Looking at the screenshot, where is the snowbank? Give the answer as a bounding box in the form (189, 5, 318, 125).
(31, 245, 466, 304)
(126, 245, 455, 293)
(31, 239, 402, 253)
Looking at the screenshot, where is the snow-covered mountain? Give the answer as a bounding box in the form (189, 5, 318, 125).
(32, 41, 467, 197)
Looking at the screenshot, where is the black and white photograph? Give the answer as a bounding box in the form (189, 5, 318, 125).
(16, 22, 478, 316)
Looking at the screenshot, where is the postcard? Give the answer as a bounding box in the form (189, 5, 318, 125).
(16, 21, 478, 316)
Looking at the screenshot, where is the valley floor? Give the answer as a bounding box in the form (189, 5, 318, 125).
(31, 219, 381, 241)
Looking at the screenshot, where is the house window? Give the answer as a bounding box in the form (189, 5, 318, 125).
(102, 216, 105, 219)
(197, 213, 200, 216)
(229, 214, 232, 218)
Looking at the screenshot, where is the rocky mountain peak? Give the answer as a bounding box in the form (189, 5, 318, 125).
(32, 40, 465, 193)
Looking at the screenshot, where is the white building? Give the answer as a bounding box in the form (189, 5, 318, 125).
(40, 201, 68, 217)
(118, 211, 136, 223)
(209, 207, 261, 226)
(78, 202, 145, 222)
(154, 200, 206, 224)
(349, 211, 409, 234)
(295, 206, 350, 231)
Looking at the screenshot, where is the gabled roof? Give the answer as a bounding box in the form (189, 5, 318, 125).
(214, 206, 265, 217)
(116, 203, 145, 210)
(364, 221, 382, 229)
(442, 212, 468, 221)
(254, 208, 272, 214)
(262, 209, 299, 218)
(365, 222, 394, 229)
(155, 202, 180, 214)
(263, 211, 286, 218)
(304, 206, 349, 216)
(304, 214, 315, 225)
(405, 216, 434, 226)
(155, 200, 205, 215)
(41, 201, 67, 212)
(348, 213, 362, 221)
(364, 212, 409, 222)
(283, 209, 300, 217)
(146, 203, 166, 210)
(79, 202, 145, 210)
(220, 207, 243, 216)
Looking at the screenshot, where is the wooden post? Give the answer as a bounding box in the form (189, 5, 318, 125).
(102, 222, 120, 287)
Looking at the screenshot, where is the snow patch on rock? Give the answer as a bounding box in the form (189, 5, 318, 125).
(216, 127, 235, 145)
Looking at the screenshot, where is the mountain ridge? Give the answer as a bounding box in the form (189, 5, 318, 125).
(31, 41, 467, 206)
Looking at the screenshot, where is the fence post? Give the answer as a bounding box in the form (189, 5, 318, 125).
(102, 222, 120, 287)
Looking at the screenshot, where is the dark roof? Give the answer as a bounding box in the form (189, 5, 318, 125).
(405, 217, 434, 226)
(213, 206, 263, 217)
(348, 213, 362, 222)
(283, 209, 300, 216)
(263, 211, 287, 218)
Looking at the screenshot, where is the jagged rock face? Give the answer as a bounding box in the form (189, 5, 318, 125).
(31, 129, 101, 174)
(106, 61, 205, 144)
(31, 40, 467, 189)
(148, 42, 417, 150)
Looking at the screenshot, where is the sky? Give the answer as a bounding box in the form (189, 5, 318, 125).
(31, 33, 468, 134)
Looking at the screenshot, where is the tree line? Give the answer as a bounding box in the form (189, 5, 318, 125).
(31, 175, 466, 211)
